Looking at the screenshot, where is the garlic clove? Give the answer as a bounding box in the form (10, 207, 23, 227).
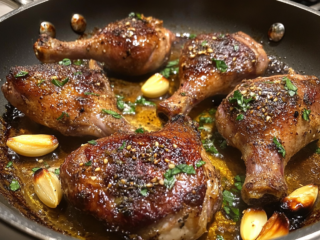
(6, 134, 59, 157)
(71, 14, 87, 33)
(141, 73, 169, 98)
(240, 208, 267, 240)
(39, 21, 56, 38)
(33, 169, 62, 208)
(281, 184, 318, 216)
(256, 212, 289, 240)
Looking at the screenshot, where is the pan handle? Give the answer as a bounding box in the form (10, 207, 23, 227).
(0, 0, 33, 9)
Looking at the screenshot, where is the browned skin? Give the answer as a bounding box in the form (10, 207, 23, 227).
(158, 32, 268, 117)
(34, 15, 174, 76)
(216, 74, 320, 206)
(1, 61, 134, 137)
(60, 115, 221, 239)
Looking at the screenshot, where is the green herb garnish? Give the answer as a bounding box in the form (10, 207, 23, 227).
(201, 40, 208, 47)
(84, 92, 100, 96)
(199, 117, 213, 126)
(123, 102, 136, 115)
(217, 235, 224, 240)
(220, 140, 227, 149)
(189, 34, 197, 39)
(44, 162, 50, 169)
(116, 95, 125, 110)
(212, 58, 228, 73)
(208, 108, 216, 116)
(15, 71, 28, 78)
(160, 59, 179, 78)
(118, 141, 126, 150)
(202, 138, 219, 154)
(51, 77, 69, 87)
(84, 161, 92, 166)
(74, 71, 82, 75)
(9, 179, 20, 191)
(140, 188, 148, 197)
(57, 111, 70, 121)
(88, 140, 97, 145)
(196, 160, 206, 168)
(234, 45, 239, 51)
(101, 109, 122, 119)
(6, 161, 13, 168)
(222, 190, 240, 221)
(302, 109, 311, 121)
(164, 164, 196, 189)
(37, 79, 45, 86)
(229, 90, 254, 112)
(283, 77, 297, 96)
(128, 12, 142, 20)
(54, 168, 60, 175)
(180, 92, 186, 96)
(135, 128, 145, 133)
(135, 96, 156, 106)
(273, 136, 286, 157)
(219, 34, 225, 38)
(73, 59, 83, 65)
(32, 167, 41, 172)
(234, 175, 245, 191)
(59, 58, 71, 66)
(236, 114, 244, 121)
(316, 148, 320, 154)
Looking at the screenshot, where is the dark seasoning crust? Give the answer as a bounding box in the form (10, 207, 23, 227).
(61, 116, 208, 232)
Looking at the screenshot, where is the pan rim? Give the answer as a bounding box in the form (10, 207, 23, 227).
(0, 0, 320, 239)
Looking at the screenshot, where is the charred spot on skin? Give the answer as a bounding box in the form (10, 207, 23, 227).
(294, 111, 299, 118)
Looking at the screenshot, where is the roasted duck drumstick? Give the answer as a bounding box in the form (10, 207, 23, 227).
(216, 74, 320, 206)
(60, 115, 221, 240)
(34, 14, 174, 76)
(1, 60, 134, 137)
(158, 32, 268, 117)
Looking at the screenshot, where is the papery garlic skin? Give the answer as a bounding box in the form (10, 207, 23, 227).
(240, 208, 267, 240)
(6, 134, 59, 157)
(256, 212, 289, 240)
(142, 73, 169, 98)
(34, 169, 62, 208)
(281, 184, 318, 216)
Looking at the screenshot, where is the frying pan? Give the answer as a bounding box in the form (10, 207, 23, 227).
(0, 0, 319, 239)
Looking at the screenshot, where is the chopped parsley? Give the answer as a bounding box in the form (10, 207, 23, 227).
(202, 138, 219, 154)
(44, 162, 50, 169)
(209, 108, 216, 115)
(217, 235, 224, 240)
(302, 109, 311, 121)
(234, 175, 245, 191)
(57, 111, 70, 121)
(73, 59, 83, 65)
(135, 128, 145, 133)
(201, 40, 208, 47)
(219, 34, 225, 38)
(189, 34, 197, 39)
(37, 79, 45, 86)
(135, 96, 156, 106)
(118, 141, 126, 150)
(9, 179, 20, 191)
(84, 161, 92, 166)
(59, 58, 71, 66)
(199, 116, 213, 126)
(180, 92, 186, 96)
(128, 12, 142, 20)
(222, 190, 240, 221)
(74, 71, 82, 75)
(234, 45, 239, 51)
(32, 167, 41, 172)
(220, 140, 227, 149)
(101, 109, 122, 119)
(316, 148, 320, 154)
(84, 92, 100, 96)
(236, 114, 244, 121)
(229, 90, 254, 112)
(273, 137, 286, 157)
(15, 71, 28, 78)
(212, 58, 228, 73)
(6, 161, 13, 168)
(54, 168, 60, 175)
(51, 77, 69, 87)
(116, 95, 125, 110)
(140, 188, 148, 196)
(196, 160, 206, 168)
(88, 140, 97, 145)
(160, 59, 179, 78)
(283, 77, 297, 96)
(115, 95, 136, 114)
(198, 126, 209, 132)
(164, 164, 196, 189)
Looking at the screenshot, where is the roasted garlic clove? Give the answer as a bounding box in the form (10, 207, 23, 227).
(281, 184, 318, 216)
(39, 21, 56, 38)
(240, 208, 267, 240)
(141, 73, 169, 98)
(256, 212, 289, 240)
(33, 169, 62, 208)
(6, 134, 59, 157)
